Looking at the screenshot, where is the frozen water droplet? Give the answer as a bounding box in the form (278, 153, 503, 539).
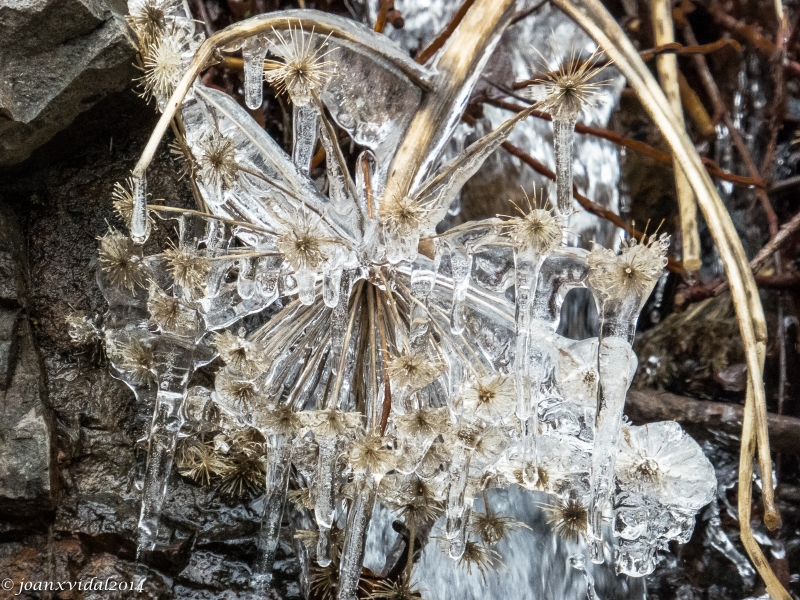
(237, 257, 255, 299)
(130, 175, 150, 245)
(296, 269, 316, 305)
(243, 37, 268, 110)
(323, 267, 343, 308)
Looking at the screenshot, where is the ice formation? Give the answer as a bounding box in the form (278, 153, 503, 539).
(88, 0, 719, 597)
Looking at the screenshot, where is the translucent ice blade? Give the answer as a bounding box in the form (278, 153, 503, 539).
(449, 244, 473, 335)
(130, 175, 150, 245)
(414, 106, 535, 233)
(296, 269, 317, 305)
(323, 266, 343, 308)
(314, 437, 338, 567)
(553, 117, 577, 216)
(355, 150, 378, 225)
(237, 257, 255, 299)
(293, 104, 319, 173)
(445, 449, 472, 559)
(588, 337, 635, 563)
(242, 36, 268, 110)
(513, 248, 542, 419)
(252, 434, 293, 591)
(255, 256, 282, 298)
(337, 477, 376, 600)
(317, 106, 360, 226)
(409, 262, 436, 354)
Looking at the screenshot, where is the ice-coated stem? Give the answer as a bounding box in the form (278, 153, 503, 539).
(409, 264, 436, 354)
(237, 257, 255, 299)
(588, 336, 634, 563)
(553, 117, 577, 217)
(449, 244, 473, 335)
(293, 105, 319, 172)
(314, 436, 338, 567)
(252, 433, 293, 592)
(337, 476, 376, 600)
(242, 36, 268, 110)
(131, 175, 150, 245)
(445, 447, 472, 559)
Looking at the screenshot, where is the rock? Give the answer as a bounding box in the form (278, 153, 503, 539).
(0, 0, 136, 166)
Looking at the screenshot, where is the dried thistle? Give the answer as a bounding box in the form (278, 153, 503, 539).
(264, 22, 336, 106)
(542, 495, 589, 542)
(147, 284, 198, 334)
(470, 511, 530, 546)
(215, 368, 259, 413)
(275, 209, 334, 272)
(461, 375, 517, 422)
(66, 311, 99, 346)
(163, 243, 209, 293)
(501, 188, 562, 255)
(587, 234, 669, 303)
(142, 30, 186, 102)
(195, 131, 239, 190)
(260, 403, 302, 436)
(217, 446, 266, 498)
(456, 540, 504, 582)
(287, 487, 315, 510)
(301, 409, 362, 439)
(175, 436, 226, 486)
(126, 0, 171, 48)
(118, 338, 157, 386)
(214, 330, 268, 376)
(350, 433, 396, 475)
(98, 228, 146, 292)
(368, 577, 423, 600)
(528, 47, 611, 119)
(380, 194, 428, 236)
(392, 407, 448, 441)
(387, 351, 443, 390)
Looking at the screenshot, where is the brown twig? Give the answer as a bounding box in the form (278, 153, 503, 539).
(415, 0, 477, 63)
(484, 97, 763, 188)
(639, 38, 742, 61)
(374, 0, 392, 33)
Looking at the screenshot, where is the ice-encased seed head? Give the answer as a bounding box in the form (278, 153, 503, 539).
(195, 131, 239, 191)
(98, 228, 147, 292)
(461, 375, 517, 422)
(587, 234, 669, 305)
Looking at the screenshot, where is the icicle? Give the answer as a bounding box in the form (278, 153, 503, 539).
(237, 257, 255, 299)
(242, 36, 268, 110)
(409, 263, 436, 354)
(255, 255, 281, 299)
(553, 116, 577, 217)
(337, 476, 376, 600)
(445, 446, 472, 559)
(513, 247, 539, 420)
(449, 244, 473, 335)
(296, 269, 316, 305)
(252, 433, 293, 591)
(293, 104, 319, 173)
(314, 436, 338, 567)
(130, 175, 150, 245)
(323, 266, 343, 308)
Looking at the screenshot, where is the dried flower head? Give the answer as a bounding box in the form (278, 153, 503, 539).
(382, 474, 444, 525)
(456, 540, 504, 582)
(387, 351, 442, 390)
(215, 368, 259, 413)
(117, 337, 157, 386)
(126, 0, 172, 48)
(163, 243, 209, 293)
(287, 487, 315, 510)
(214, 330, 268, 376)
(264, 23, 336, 106)
(148, 284, 198, 334)
(195, 131, 239, 190)
(66, 311, 99, 346)
(98, 228, 146, 292)
(350, 433, 396, 475)
(392, 407, 449, 441)
(142, 30, 186, 102)
(380, 194, 429, 236)
(528, 47, 611, 119)
(470, 511, 530, 546)
(260, 403, 302, 436)
(461, 375, 517, 422)
(275, 208, 334, 272)
(501, 187, 562, 255)
(217, 442, 266, 498)
(175, 436, 226, 486)
(368, 577, 423, 600)
(169, 138, 196, 179)
(543, 495, 588, 541)
(301, 409, 362, 439)
(309, 556, 339, 598)
(587, 234, 669, 303)
(112, 178, 136, 228)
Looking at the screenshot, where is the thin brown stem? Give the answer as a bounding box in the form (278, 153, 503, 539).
(638, 38, 741, 62)
(415, 0, 478, 64)
(376, 288, 393, 437)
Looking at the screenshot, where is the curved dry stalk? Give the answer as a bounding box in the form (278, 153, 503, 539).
(551, 0, 785, 595)
(131, 9, 432, 180)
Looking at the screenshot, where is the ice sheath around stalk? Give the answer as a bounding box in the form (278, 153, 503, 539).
(553, 117, 577, 216)
(337, 476, 377, 600)
(130, 175, 150, 245)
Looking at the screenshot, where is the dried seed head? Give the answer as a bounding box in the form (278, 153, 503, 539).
(142, 31, 185, 102)
(588, 234, 669, 304)
(528, 47, 611, 120)
(470, 512, 530, 546)
(301, 409, 362, 439)
(380, 194, 428, 236)
(169, 138, 196, 179)
(461, 375, 517, 422)
(501, 187, 562, 255)
(214, 330, 268, 376)
(127, 0, 172, 49)
(275, 209, 334, 272)
(148, 284, 198, 334)
(175, 436, 226, 486)
(350, 433, 396, 475)
(260, 404, 302, 436)
(543, 495, 589, 541)
(98, 229, 146, 292)
(368, 577, 423, 600)
(456, 540, 504, 582)
(392, 407, 449, 441)
(387, 351, 442, 390)
(118, 337, 157, 386)
(66, 311, 99, 346)
(264, 23, 336, 106)
(112, 178, 135, 228)
(215, 368, 259, 413)
(217, 446, 266, 498)
(163, 243, 209, 293)
(287, 487, 315, 510)
(195, 131, 239, 191)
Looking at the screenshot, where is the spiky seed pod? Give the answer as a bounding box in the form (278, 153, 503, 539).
(217, 448, 267, 498)
(392, 407, 449, 441)
(461, 375, 517, 422)
(126, 0, 172, 50)
(543, 495, 589, 541)
(387, 351, 442, 390)
(214, 330, 268, 376)
(264, 23, 336, 106)
(195, 131, 239, 190)
(118, 338, 157, 386)
(175, 436, 226, 486)
(382, 475, 444, 525)
(379, 194, 428, 236)
(455, 540, 504, 582)
(215, 368, 259, 413)
(147, 284, 198, 334)
(301, 409, 362, 439)
(287, 487, 315, 510)
(350, 433, 396, 475)
(66, 312, 99, 346)
(528, 47, 611, 120)
(142, 30, 186, 102)
(587, 234, 669, 303)
(98, 229, 147, 292)
(470, 512, 530, 546)
(112, 179, 135, 228)
(169, 138, 196, 179)
(368, 577, 423, 600)
(275, 210, 335, 273)
(163, 243, 209, 293)
(260, 404, 302, 436)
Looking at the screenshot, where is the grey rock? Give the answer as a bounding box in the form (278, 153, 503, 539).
(0, 0, 136, 166)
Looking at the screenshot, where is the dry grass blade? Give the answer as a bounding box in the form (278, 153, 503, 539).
(550, 0, 785, 596)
